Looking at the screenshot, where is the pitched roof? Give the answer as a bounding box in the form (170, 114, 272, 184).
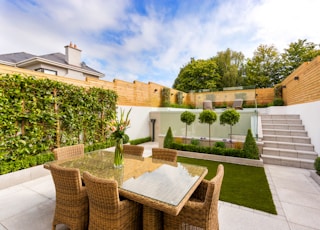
(0, 51, 103, 76)
(0, 52, 36, 63)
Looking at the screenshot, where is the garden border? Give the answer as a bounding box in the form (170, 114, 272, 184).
(177, 150, 264, 167)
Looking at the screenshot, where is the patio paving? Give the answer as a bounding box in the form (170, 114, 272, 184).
(0, 142, 319, 230)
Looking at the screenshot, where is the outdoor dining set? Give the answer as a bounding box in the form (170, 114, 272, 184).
(45, 143, 224, 230)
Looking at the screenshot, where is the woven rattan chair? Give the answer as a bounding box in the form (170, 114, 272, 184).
(50, 163, 88, 230)
(83, 171, 142, 230)
(53, 144, 84, 160)
(163, 164, 224, 230)
(123, 144, 144, 157)
(152, 148, 178, 163)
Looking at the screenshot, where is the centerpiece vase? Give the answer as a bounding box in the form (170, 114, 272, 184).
(114, 138, 124, 168)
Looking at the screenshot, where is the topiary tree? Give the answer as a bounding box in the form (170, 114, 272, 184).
(315, 157, 320, 175)
(243, 129, 259, 159)
(180, 111, 196, 143)
(198, 110, 217, 147)
(164, 126, 174, 148)
(220, 108, 240, 144)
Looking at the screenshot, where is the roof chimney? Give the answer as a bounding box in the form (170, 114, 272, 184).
(65, 42, 81, 67)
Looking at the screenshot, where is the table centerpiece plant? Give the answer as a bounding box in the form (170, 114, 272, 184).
(108, 108, 131, 168)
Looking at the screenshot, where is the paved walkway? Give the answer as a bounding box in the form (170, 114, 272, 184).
(0, 142, 320, 229)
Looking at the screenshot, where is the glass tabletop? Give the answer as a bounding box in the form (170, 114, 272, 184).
(56, 149, 207, 207)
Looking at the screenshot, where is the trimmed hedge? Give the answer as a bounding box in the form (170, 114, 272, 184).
(170, 142, 258, 159)
(0, 153, 54, 175)
(129, 136, 152, 145)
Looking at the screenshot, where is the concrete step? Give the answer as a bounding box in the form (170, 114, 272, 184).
(261, 114, 300, 120)
(263, 147, 318, 160)
(263, 141, 314, 152)
(263, 135, 311, 144)
(261, 119, 302, 125)
(262, 155, 315, 169)
(262, 124, 305, 130)
(262, 129, 308, 137)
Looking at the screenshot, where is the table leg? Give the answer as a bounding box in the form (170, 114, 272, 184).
(143, 206, 163, 230)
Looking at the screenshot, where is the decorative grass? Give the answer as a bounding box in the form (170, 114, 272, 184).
(178, 156, 277, 214)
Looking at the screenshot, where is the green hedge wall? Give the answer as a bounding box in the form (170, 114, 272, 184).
(0, 73, 118, 163)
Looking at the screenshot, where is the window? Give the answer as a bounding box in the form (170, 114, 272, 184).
(35, 68, 57, 75)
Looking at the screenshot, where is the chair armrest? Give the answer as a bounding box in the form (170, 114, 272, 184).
(191, 179, 209, 201)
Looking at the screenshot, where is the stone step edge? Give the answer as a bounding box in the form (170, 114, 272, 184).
(263, 147, 318, 156)
(263, 141, 314, 147)
(263, 134, 310, 140)
(261, 154, 315, 163)
(262, 128, 307, 133)
(262, 124, 304, 127)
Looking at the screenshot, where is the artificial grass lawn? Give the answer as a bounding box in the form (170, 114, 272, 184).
(178, 156, 277, 215)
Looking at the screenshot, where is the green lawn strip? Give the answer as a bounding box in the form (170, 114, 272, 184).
(178, 156, 277, 215)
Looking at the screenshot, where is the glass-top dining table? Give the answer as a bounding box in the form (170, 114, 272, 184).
(45, 149, 208, 229)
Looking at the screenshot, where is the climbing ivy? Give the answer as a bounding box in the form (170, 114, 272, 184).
(0, 73, 117, 164)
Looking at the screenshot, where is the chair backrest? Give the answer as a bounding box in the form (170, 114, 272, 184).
(83, 171, 120, 210)
(152, 148, 177, 163)
(53, 144, 84, 160)
(205, 164, 224, 211)
(232, 99, 243, 110)
(123, 145, 144, 157)
(50, 163, 83, 195)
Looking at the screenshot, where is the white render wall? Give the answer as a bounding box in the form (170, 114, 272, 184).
(119, 103, 320, 156)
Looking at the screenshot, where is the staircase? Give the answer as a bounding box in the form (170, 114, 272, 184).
(261, 114, 317, 169)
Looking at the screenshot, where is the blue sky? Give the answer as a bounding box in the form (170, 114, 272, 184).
(1, 0, 320, 87)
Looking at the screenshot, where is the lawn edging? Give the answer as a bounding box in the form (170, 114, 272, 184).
(0, 165, 50, 190)
(177, 150, 264, 167)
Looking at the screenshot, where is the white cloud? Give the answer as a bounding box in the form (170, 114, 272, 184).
(0, 0, 319, 87)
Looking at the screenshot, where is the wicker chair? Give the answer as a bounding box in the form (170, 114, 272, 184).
(152, 148, 178, 163)
(163, 164, 224, 230)
(50, 163, 88, 230)
(83, 171, 142, 230)
(53, 144, 84, 160)
(123, 144, 144, 157)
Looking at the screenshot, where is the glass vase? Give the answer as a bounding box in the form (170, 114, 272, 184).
(114, 138, 124, 168)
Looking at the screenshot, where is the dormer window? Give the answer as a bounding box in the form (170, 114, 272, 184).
(35, 68, 57, 75)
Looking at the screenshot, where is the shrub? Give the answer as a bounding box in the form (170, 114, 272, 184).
(243, 129, 259, 159)
(130, 136, 152, 145)
(170, 142, 249, 159)
(164, 127, 174, 148)
(214, 141, 226, 148)
(220, 108, 240, 143)
(190, 138, 200, 146)
(123, 134, 130, 144)
(174, 137, 183, 144)
(233, 142, 243, 150)
(180, 111, 196, 143)
(315, 157, 320, 175)
(273, 98, 284, 106)
(199, 110, 217, 146)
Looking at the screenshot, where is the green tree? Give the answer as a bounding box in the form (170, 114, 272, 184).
(213, 48, 245, 88)
(198, 110, 217, 147)
(280, 39, 320, 78)
(164, 126, 174, 148)
(180, 111, 196, 143)
(245, 44, 282, 87)
(243, 129, 259, 159)
(173, 58, 220, 92)
(219, 108, 240, 144)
